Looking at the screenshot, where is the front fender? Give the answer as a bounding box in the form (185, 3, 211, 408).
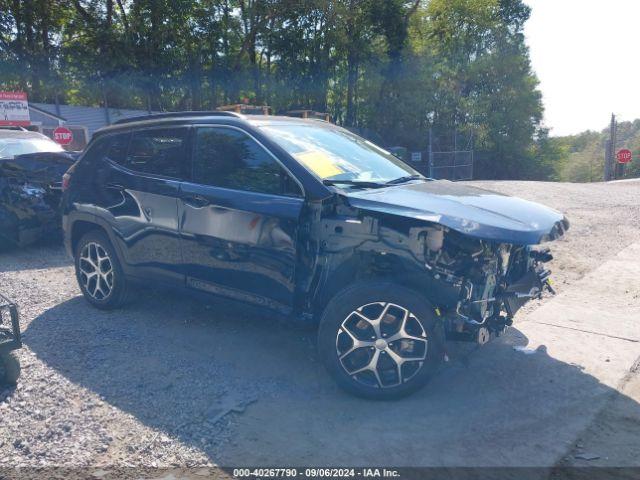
(306, 206, 461, 315)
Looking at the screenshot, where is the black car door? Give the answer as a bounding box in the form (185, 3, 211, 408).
(178, 125, 305, 311)
(91, 127, 190, 284)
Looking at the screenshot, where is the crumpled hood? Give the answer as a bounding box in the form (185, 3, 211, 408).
(343, 180, 569, 245)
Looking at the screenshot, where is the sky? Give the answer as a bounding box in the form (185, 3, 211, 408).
(524, 0, 640, 137)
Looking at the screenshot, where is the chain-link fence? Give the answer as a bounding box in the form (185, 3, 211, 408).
(429, 150, 473, 180)
(426, 129, 474, 180)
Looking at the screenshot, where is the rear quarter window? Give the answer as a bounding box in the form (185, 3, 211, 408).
(127, 128, 189, 179)
(86, 128, 190, 180)
(82, 132, 130, 165)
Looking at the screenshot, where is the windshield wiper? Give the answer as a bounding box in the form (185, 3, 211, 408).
(385, 174, 427, 185)
(322, 179, 387, 189)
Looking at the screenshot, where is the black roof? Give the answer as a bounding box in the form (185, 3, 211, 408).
(95, 111, 328, 137)
(112, 110, 242, 125)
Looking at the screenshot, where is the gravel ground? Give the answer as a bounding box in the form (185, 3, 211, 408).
(0, 179, 639, 470)
(0, 247, 317, 469)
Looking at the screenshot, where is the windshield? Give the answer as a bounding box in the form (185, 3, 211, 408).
(260, 124, 420, 185)
(0, 137, 64, 158)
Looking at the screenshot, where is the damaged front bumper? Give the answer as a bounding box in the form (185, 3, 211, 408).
(446, 247, 555, 345)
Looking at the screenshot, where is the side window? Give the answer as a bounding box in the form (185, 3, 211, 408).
(104, 133, 130, 165)
(193, 127, 302, 197)
(83, 132, 129, 164)
(126, 128, 189, 178)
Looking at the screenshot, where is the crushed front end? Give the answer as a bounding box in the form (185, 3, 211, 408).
(0, 152, 75, 248)
(422, 226, 559, 344)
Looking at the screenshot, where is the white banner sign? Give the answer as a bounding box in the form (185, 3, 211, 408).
(0, 91, 30, 126)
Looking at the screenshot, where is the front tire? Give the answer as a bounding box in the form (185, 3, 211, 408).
(74, 230, 131, 310)
(318, 282, 444, 400)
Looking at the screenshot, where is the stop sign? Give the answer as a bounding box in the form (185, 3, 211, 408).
(616, 149, 632, 164)
(53, 126, 73, 145)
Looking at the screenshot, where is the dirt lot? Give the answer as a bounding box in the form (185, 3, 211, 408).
(1, 180, 639, 471)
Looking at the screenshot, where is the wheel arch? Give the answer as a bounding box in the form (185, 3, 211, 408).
(311, 250, 448, 319)
(68, 215, 130, 275)
(70, 220, 104, 254)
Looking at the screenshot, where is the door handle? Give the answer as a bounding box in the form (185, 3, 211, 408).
(182, 194, 210, 208)
(107, 182, 124, 191)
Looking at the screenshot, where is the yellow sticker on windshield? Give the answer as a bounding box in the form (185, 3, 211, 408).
(294, 151, 344, 179)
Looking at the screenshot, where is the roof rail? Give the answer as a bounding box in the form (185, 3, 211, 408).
(0, 126, 29, 131)
(113, 110, 243, 125)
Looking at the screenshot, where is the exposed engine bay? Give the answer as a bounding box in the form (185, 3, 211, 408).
(423, 226, 555, 344)
(313, 188, 567, 347)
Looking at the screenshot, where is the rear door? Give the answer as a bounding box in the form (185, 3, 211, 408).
(179, 125, 305, 310)
(91, 127, 190, 284)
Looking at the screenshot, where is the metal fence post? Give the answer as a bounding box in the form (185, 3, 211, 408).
(428, 128, 433, 178)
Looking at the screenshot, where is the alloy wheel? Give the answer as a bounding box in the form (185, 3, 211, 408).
(78, 242, 114, 301)
(335, 302, 428, 389)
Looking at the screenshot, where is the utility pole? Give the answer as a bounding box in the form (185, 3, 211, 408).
(101, 84, 111, 126)
(615, 132, 625, 180)
(604, 114, 617, 181)
(428, 127, 433, 178)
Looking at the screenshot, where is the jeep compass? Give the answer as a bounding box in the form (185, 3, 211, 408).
(61, 111, 569, 399)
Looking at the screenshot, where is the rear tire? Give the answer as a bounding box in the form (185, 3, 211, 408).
(318, 281, 444, 400)
(74, 230, 131, 310)
(0, 352, 20, 386)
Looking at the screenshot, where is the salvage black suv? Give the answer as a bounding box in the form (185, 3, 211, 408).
(62, 112, 569, 399)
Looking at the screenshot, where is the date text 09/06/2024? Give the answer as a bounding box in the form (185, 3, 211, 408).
(232, 468, 400, 478)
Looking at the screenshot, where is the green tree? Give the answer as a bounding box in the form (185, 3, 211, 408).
(0, 0, 568, 181)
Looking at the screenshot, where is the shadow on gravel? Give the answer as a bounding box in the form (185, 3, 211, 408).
(0, 384, 17, 402)
(23, 291, 640, 468)
(0, 243, 71, 273)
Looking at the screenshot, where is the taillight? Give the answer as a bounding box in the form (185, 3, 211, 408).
(61, 172, 71, 192)
(61, 161, 78, 192)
